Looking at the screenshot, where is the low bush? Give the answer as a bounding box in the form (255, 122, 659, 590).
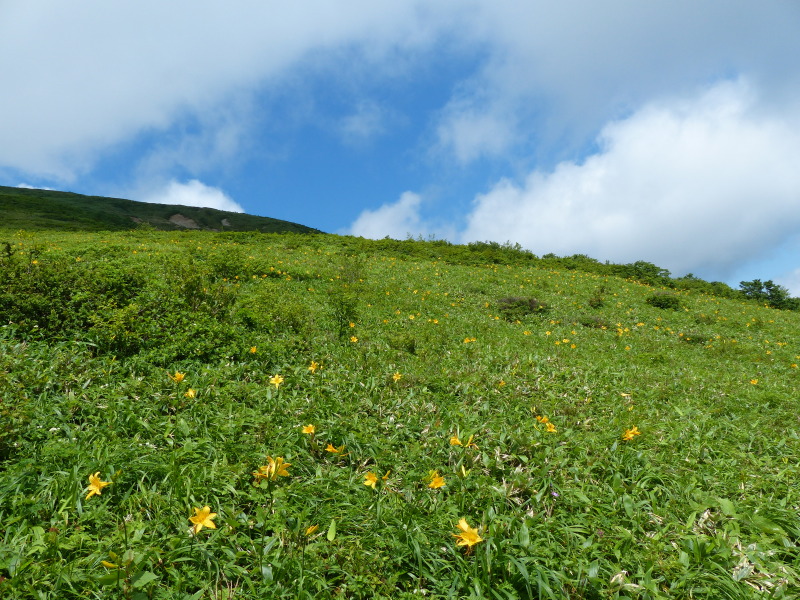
(646, 292, 682, 310)
(496, 296, 549, 321)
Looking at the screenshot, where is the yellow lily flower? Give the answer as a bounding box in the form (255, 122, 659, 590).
(189, 506, 217, 534)
(453, 518, 483, 550)
(253, 456, 291, 481)
(427, 470, 445, 489)
(86, 472, 111, 499)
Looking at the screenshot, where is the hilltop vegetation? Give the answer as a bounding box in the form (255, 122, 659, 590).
(0, 229, 798, 599)
(0, 186, 321, 234)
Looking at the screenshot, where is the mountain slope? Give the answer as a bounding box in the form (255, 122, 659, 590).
(0, 185, 322, 233)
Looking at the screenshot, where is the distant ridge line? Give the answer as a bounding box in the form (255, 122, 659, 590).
(0, 185, 323, 234)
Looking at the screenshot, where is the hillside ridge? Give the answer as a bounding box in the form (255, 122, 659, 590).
(0, 185, 322, 234)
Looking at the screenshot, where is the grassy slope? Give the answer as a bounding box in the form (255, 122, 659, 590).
(0, 186, 322, 233)
(0, 229, 798, 599)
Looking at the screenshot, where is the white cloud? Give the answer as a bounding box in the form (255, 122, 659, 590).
(0, 1, 462, 179)
(17, 183, 55, 190)
(433, 2, 800, 163)
(349, 191, 424, 239)
(2, 2, 799, 180)
(459, 79, 800, 278)
(141, 179, 244, 213)
(338, 101, 390, 146)
(435, 107, 516, 164)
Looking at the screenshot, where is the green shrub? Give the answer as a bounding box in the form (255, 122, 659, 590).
(496, 296, 549, 321)
(328, 254, 365, 339)
(576, 314, 612, 329)
(587, 286, 606, 308)
(646, 292, 682, 310)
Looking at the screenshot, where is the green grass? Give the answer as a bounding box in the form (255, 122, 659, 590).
(0, 229, 798, 599)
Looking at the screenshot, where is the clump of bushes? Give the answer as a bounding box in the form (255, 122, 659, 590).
(576, 315, 612, 329)
(496, 296, 549, 321)
(646, 292, 682, 310)
(587, 286, 606, 309)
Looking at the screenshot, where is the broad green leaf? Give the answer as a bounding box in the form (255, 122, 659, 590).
(717, 497, 736, 517)
(327, 518, 337, 542)
(131, 571, 158, 588)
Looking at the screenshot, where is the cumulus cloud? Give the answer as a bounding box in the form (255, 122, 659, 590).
(349, 192, 424, 239)
(141, 179, 244, 213)
(434, 2, 800, 164)
(459, 79, 800, 278)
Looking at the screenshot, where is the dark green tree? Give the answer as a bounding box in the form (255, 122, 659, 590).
(739, 279, 800, 310)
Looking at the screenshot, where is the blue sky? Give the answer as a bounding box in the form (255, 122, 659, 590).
(2, 1, 800, 294)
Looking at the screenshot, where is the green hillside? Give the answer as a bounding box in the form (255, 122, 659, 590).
(0, 229, 798, 599)
(0, 185, 322, 233)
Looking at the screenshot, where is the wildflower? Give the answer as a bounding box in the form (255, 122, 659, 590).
(253, 456, 291, 481)
(169, 371, 186, 383)
(326, 443, 345, 454)
(750, 379, 758, 385)
(350, 336, 358, 343)
(349, 322, 355, 328)
(545, 422, 557, 433)
(308, 361, 319, 373)
(269, 374, 284, 389)
(189, 506, 217, 534)
(536, 415, 549, 424)
(305, 524, 319, 537)
(382, 470, 391, 481)
(364, 472, 378, 489)
(184, 388, 196, 398)
(250, 346, 257, 354)
(622, 426, 641, 441)
(453, 518, 483, 550)
(427, 471, 446, 489)
(86, 472, 111, 499)
(302, 424, 316, 435)
(392, 372, 402, 382)
(450, 434, 462, 446)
